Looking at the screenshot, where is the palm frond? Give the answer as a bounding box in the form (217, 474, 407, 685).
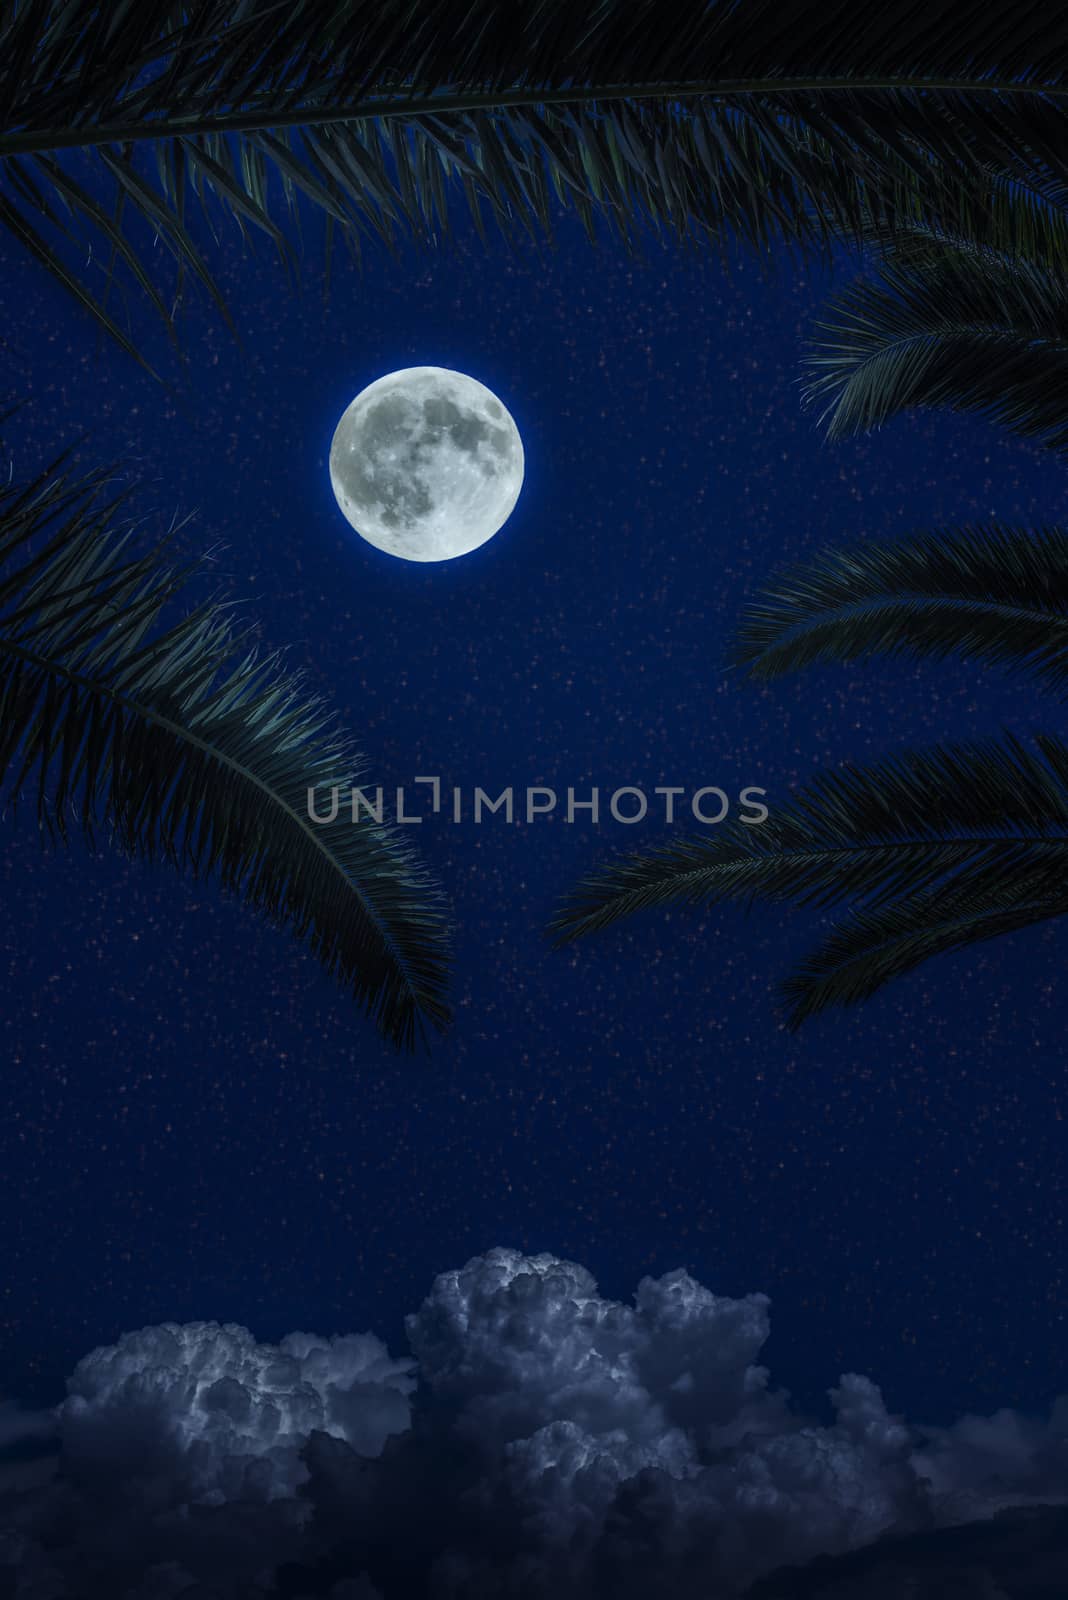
(549, 733, 1068, 1021)
(7, 1, 1068, 361)
(834, 174, 1068, 273)
(0, 450, 450, 1050)
(731, 523, 1068, 693)
(803, 236, 1068, 453)
(782, 871, 1068, 1027)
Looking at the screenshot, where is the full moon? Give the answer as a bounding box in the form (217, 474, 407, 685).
(329, 367, 525, 561)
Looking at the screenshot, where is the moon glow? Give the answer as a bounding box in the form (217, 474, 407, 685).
(329, 367, 525, 561)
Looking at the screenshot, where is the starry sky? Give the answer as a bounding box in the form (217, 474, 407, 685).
(2, 187, 1065, 1434)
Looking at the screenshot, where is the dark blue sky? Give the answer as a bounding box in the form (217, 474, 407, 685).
(2, 192, 1065, 1425)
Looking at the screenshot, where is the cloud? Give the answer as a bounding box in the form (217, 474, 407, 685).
(0, 1401, 57, 1452)
(1, 1247, 1066, 1598)
(61, 1318, 415, 1502)
(747, 1505, 1068, 1598)
(912, 1398, 1068, 1517)
(1, 1320, 412, 1599)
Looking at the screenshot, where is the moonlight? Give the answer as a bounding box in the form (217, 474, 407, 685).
(329, 367, 525, 562)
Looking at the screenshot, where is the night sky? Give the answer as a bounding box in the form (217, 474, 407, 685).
(2, 174, 1067, 1593)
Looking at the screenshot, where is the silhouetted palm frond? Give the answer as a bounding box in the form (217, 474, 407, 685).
(0, 451, 450, 1049)
(549, 734, 1068, 1026)
(837, 176, 1068, 273)
(803, 234, 1068, 453)
(782, 870, 1068, 1027)
(730, 523, 1068, 693)
(7, 0, 1068, 364)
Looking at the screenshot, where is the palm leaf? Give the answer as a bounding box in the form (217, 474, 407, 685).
(7, 1, 1068, 360)
(822, 169, 1068, 275)
(782, 870, 1068, 1027)
(803, 234, 1068, 453)
(846, 203, 1068, 274)
(0, 450, 450, 1050)
(731, 523, 1068, 693)
(549, 733, 1068, 1023)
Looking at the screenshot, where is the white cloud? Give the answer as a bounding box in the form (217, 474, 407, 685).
(1, 1247, 1066, 1599)
(61, 1319, 416, 1504)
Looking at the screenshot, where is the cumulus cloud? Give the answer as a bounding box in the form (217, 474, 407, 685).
(62, 1318, 415, 1502)
(1, 1247, 1066, 1599)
